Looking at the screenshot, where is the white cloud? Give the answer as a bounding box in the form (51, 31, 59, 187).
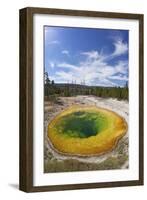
(50, 36, 128, 87)
(50, 62, 55, 69)
(57, 63, 79, 71)
(62, 50, 69, 55)
(48, 40, 60, 45)
(56, 71, 73, 81)
(109, 75, 128, 81)
(53, 50, 128, 87)
(81, 38, 128, 62)
(81, 51, 100, 59)
(94, 78, 116, 87)
(114, 61, 128, 76)
(112, 39, 128, 56)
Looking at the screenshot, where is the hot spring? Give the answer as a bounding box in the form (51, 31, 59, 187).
(48, 106, 127, 156)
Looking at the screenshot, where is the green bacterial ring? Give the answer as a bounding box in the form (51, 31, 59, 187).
(48, 105, 127, 156)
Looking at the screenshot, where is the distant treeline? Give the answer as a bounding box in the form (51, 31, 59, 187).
(44, 72, 128, 101)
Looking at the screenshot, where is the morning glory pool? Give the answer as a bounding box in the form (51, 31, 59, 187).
(48, 106, 127, 156)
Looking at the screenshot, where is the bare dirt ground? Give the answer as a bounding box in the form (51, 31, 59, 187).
(44, 96, 129, 172)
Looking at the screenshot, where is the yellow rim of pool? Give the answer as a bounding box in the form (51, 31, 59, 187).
(48, 105, 127, 156)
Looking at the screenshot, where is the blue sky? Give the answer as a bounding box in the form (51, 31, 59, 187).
(44, 26, 128, 87)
